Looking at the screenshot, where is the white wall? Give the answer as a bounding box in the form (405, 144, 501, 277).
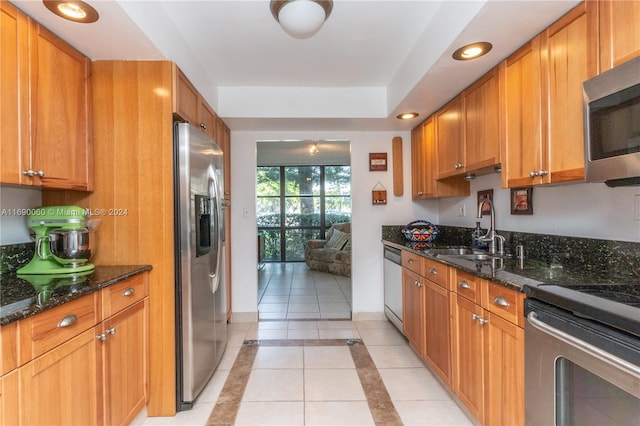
(0, 186, 42, 244)
(230, 130, 439, 320)
(439, 173, 640, 242)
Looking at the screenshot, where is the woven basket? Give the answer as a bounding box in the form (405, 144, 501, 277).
(402, 220, 439, 242)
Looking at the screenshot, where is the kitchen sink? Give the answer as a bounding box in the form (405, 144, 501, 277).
(422, 247, 487, 256)
(446, 253, 500, 261)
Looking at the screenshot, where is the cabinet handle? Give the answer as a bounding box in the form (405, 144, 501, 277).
(407, 258, 414, 264)
(458, 280, 471, 289)
(478, 317, 489, 326)
(429, 268, 438, 275)
(22, 169, 45, 177)
(123, 287, 135, 297)
(493, 296, 510, 307)
(96, 327, 116, 342)
(36, 170, 45, 177)
(57, 314, 78, 328)
(199, 122, 207, 129)
(529, 170, 549, 177)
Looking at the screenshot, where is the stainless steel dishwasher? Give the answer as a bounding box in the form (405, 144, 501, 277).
(383, 245, 403, 332)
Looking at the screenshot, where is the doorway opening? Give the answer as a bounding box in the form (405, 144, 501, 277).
(256, 140, 351, 320)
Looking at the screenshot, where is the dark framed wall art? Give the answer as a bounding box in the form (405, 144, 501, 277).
(511, 187, 533, 215)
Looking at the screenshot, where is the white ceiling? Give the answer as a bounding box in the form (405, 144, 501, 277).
(11, 0, 581, 132)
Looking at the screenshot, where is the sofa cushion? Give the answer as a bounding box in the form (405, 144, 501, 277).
(342, 237, 351, 252)
(325, 229, 350, 250)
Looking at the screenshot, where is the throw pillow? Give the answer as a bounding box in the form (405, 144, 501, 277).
(343, 237, 351, 252)
(325, 229, 350, 250)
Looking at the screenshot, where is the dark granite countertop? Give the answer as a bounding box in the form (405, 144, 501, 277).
(0, 265, 152, 326)
(382, 236, 639, 293)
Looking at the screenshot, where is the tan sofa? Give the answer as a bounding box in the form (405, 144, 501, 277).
(304, 222, 351, 277)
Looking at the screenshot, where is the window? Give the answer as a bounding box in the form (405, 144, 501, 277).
(257, 165, 351, 262)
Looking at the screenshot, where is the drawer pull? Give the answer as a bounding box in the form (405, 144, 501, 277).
(493, 296, 510, 307)
(407, 258, 414, 264)
(458, 280, 471, 289)
(123, 287, 135, 297)
(429, 268, 438, 275)
(57, 314, 78, 328)
(96, 327, 116, 341)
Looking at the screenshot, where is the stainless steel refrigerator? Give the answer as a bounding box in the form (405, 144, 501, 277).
(174, 122, 227, 410)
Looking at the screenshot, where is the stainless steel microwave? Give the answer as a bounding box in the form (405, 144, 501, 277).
(583, 56, 640, 187)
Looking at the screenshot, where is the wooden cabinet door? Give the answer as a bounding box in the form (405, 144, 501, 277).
(503, 37, 545, 187)
(485, 314, 524, 426)
(20, 328, 100, 426)
(544, 2, 595, 184)
(423, 279, 451, 387)
(598, 0, 640, 71)
(101, 299, 148, 426)
(30, 22, 92, 190)
(0, 370, 19, 426)
(411, 123, 427, 199)
(464, 67, 501, 172)
(436, 96, 464, 179)
(402, 268, 424, 356)
(1, 1, 30, 186)
(452, 294, 486, 423)
(199, 98, 217, 140)
(174, 67, 199, 125)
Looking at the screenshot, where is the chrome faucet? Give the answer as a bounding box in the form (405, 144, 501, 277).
(476, 198, 505, 255)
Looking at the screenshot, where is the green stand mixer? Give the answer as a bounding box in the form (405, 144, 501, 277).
(17, 206, 98, 275)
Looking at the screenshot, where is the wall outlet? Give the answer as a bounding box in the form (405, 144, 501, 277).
(242, 207, 250, 218)
(458, 203, 466, 217)
(634, 194, 640, 221)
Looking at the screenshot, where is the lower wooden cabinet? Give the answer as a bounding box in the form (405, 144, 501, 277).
(402, 268, 425, 353)
(19, 328, 100, 425)
(452, 294, 486, 422)
(100, 299, 148, 426)
(485, 313, 524, 426)
(423, 280, 452, 387)
(5, 272, 149, 426)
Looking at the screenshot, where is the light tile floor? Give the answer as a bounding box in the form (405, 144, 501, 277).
(258, 262, 352, 320)
(133, 320, 474, 426)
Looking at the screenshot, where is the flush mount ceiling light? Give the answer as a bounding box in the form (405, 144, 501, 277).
(43, 0, 99, 23)
(452, 42, 493, 61)
(308, 141, 320, 156)
(270, 0, 333, 39)
(396, 112, 419, 120)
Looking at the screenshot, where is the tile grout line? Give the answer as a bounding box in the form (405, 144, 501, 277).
(205, 338, 403, 425)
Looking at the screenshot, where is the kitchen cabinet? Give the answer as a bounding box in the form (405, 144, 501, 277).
(0, 1, 93, 190)
(19, 328, 100, 425)
(411, 117, 469, 200)
(451, 269, 525, 426)
(401, 252, 453, 386)
(174, 66, 217, 140)
(452, 293, 486, 422)
(503, 2, 594, 187)
(597, 0, 640, 72)
(9, 272, 149, 426)
(0, 1, 28, 186)
(436, 96, 465, 179)
(463, 67, 502, 173)
(99, 274, 149, 426)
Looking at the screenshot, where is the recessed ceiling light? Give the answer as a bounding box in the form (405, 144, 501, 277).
(452, 42, 493, 61)
(396, 112, 419, 120)
(43, 0, 99, 23)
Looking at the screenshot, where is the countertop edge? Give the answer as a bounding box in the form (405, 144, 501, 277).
(0, 265, 152, 326)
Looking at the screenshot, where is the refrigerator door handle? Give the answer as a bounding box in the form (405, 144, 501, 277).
(208, 174, 223, 295)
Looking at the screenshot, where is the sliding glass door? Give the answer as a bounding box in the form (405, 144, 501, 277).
(257, 165, 350, 262)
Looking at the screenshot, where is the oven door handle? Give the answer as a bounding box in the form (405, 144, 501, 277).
(527, 311, 640, 378)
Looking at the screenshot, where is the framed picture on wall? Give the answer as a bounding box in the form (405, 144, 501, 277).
(369, 153, 388, 171)
(477, 189, 493, 217)
(511, 187, 533, 215)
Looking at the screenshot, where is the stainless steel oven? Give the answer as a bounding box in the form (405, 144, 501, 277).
(524, 293, 640, 426)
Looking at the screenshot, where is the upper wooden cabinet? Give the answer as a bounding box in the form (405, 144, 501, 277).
(0, 1, 92, 190)
(436, 96, 464, 179)
(463, 67, 501, 174)
(411, 117, 469, 200)
(173, 66, 217, 140)
(503, 2, 594, 187)
(597, 0, 640, 72)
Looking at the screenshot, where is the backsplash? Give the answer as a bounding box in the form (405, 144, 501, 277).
(382, 225, 640, 279)
(0, 243, 35, 275)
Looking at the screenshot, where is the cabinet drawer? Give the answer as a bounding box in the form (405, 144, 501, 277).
(101, 273, 148, 319)
(20, 293, 98, 362)
(423, 258, 449, 289)
(402, 250, 423, 275)
(454, 270, 481, 304)
(485, 282, 525, 327)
